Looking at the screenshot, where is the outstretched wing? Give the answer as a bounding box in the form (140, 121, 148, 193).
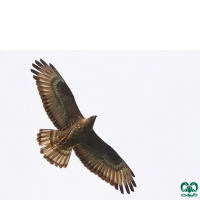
(73, 131, 136, 194)
(31, 59, 84, 130)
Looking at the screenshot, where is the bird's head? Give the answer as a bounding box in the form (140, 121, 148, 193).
(86, 115, 97, 130)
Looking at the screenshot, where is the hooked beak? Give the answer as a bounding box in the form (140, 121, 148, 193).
(88, 115, 97, 128)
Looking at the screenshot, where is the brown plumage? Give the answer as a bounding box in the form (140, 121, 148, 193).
(31, 59, 136, 194)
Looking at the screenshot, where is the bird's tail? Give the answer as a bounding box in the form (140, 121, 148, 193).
(37, 129, 72, 168)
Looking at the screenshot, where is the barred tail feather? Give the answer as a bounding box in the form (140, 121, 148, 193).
(37, 129, 72, 168)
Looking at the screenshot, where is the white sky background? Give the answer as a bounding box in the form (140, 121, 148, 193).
(0, 51, 199, 200)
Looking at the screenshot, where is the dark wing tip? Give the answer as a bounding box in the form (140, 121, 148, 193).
(35, 60, 44, 67)
(114, 183, 118, 190)
(120, 185, 124, 194)
(129, 184, 134, 192)
(31, 69, 39, 76)
(125, 185, 130, 194)
(130, 171, 135, 177)
(40, 59, 47, 66)
(132, 180, 137, 187)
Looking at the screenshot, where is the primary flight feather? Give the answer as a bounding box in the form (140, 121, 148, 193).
(31, 59, 136, 194)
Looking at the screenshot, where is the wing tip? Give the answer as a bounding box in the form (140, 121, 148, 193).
(125, 185, 130, 194)
(120, 185, 124, 194)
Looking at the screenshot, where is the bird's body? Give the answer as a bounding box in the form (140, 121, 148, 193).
(53, 116, 97, 148)
(31, 59, 136, 194)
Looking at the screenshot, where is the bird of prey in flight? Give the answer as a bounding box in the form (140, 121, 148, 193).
(31, 59, 136, 194)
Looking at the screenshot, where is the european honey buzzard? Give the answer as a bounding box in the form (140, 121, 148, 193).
(31, 59, 136, 194)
